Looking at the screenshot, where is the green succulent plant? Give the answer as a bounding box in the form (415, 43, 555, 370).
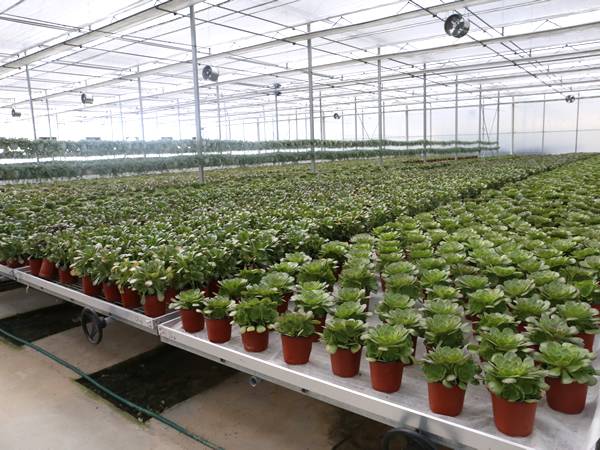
(466, 288, 508, 317)
(374, 293, 416, 320)
(274, 310, 318, 337)
(333, 301, 370, 321)
(502, 278, 536, 299)
(202, 295, 235, 319)
(534, 341, 599, 385)
(526, 313, 583, 346)
(384, 308, 424, 336)
(362, 324, 414, 363)
(297, 259, 336, 287)
(292, 286, 334, 319)
(230, 297, 278, 334)
(421, 346, 479, 389)
(539, 280, 580, 305)
(482, 353, 549, 403)
(509, 295, 553, 323)
(218, 277, 249, 300)
(422, 298, 463, 317)
(475, 328, 532, 361)
(556, 301, 600, 335)
(169, 289, 205, 310)
(322, 318, 366, 354)
(423, 314, 469, 349)
(476, 312, 516, 333)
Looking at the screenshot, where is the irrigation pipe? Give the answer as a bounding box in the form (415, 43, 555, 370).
(0, 326, 225, 450)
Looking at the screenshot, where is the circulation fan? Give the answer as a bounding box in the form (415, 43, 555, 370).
(81, 93, 93, 104)
(444, 13, 470, 38)
(333, 113, 341, 120)
(202, 65, 219, 82)
(565, 95, 576, 103)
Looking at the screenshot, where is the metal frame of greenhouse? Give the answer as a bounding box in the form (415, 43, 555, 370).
(2, 1, 600, 449)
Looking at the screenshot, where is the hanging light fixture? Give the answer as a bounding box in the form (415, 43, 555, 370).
(202, 65, 219, 82)
(565, 95, 576, 103)
(11, 108, 21, 118)
(273, 82, 282, 96)
(444, 13, 470, 38)
(81, 93, 94, 104)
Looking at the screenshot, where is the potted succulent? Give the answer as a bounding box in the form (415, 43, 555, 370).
(169, 289, 205, 333)
(384, 273, 419, 298)
(128, 259, 174, 317)
(474, 328, 532, 362)
(292, 282, 335, 340)
(482, 353, 548, 437)
(539, 280, 579, 305)
(319, 240, 349, 275)
(455, 274, 489, 293)
(509, 295, 553, 332)
(335, 287, 368, 305)
(476, 313, 516, 333)
(322, 318, 366, 377)
(339, 263, 378, 295)
(422, 299, 463, 317)
(218, 277, 249, 302)
(465, 288, 508, 326)
(423, 314, 469, 350)
(238, 268, 265, 285)
(529, 269, 561, 287)
(274, 310, 318, 364)
(202, 295, 235, 343)
(333, 301, 370, 322)
(556, 301, 600, 351)
(502, 278, 536, 299)
(71, 245, 102, 296)
(535, 341, 599, 414)
(526, 313, 583, 349)
(421, 346, 479, 416)
(261, 271, 295, 313)
(110, 258, 141, 309)
(297, 259, 336, 288)
(374, 293, 416, 320)
(230, 297, 278, 352)
(362, 324, 414, 393)
(427, 285, 461, 302)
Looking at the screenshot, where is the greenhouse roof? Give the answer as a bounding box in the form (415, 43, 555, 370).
(2, 0, 600, 131)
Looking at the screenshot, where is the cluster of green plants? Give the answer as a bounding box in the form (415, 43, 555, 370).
(0, 137, 498, 159)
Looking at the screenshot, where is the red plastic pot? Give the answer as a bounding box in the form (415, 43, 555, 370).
(165, 287, 178, 304)
(82, 276, 102, 296)
(120, 287, 141, 309)
(380, 275, 386, 292)
(204, 279, 220, 298)
(546, 377, 588, 414)
(28, 258, 43, 276)
(39, 259, 57, 280)
(277, 293, 292, 314)
(181, 309, 205, 333)
(516, 322, 527, 333)
(242, 330, 269, 352)
(369, 361, 404, 393)
(490, 393, 537, 437)
(311, 315, 327, 342)
(330, 348, 362, 377)
(6, 259, 22, 268)
(427, 383, 466, 416)
(144, 294, 167, 318)
(206, 318, 232, 343)
(58, 268, 76, 284)
(593, 304, 600, 314)
(102, 281, 121, 303)
(281, 335, 312, 365)
(577, 333, 595, 352)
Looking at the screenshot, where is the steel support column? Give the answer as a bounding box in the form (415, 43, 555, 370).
(454, 76, 458, 160)
(541, 94, 546, 154)
(496, 91, 500, 156)
(354, 97, 358, 146)
(377, 47, 383, 165)
(511, 96, 515, 155)
(25, 66, 37, 140)
(44, 90, 52, 138)
(189, 5, 204, 182)
(478, 84, 482, 157)
(422, 63, 427, 161)
(216, 84, 222, 141)
(119, 95, 125, 140)
(137, 75, 145, 145)
(575, 94, 581, 153)
(307, 23, 316, 172)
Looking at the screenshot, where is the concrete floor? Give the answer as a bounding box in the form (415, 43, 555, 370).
(0, 289, 389, 450)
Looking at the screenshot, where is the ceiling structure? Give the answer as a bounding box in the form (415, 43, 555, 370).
(2, 0, 600, 140)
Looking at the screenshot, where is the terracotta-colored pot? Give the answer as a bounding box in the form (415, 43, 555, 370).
(277, 293, 292, 314)
(592, 304, 600, 314)
(330, 348, 362, 377)
(28, 258, 43, 276)
(204, 279, 220, 298)
(242, 330, 269, 352)
(380, 275, 386, 292)
(428, 383, 466, 416)
(102, 281, 121, 302)
(58, 268, 76, 284)
(369, 361, 404, 393)
(311, 314, 327, 342)
(281, 335, 312, 365)
(546, 378, 588, 414)
(165, 287, 178, 304)
(181, 309, 205, 333)
(39, 258, 57, 280)
(577, 333, 595, 352)
(490, 393, 537, 437)
(516, 322, 527, 333)
(6, 259, 22, 268)
(82, 276, 102, 296)
(144, 294, 167, 318)
(120, 287, 141, 309)
(206, 318, 232, 343)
